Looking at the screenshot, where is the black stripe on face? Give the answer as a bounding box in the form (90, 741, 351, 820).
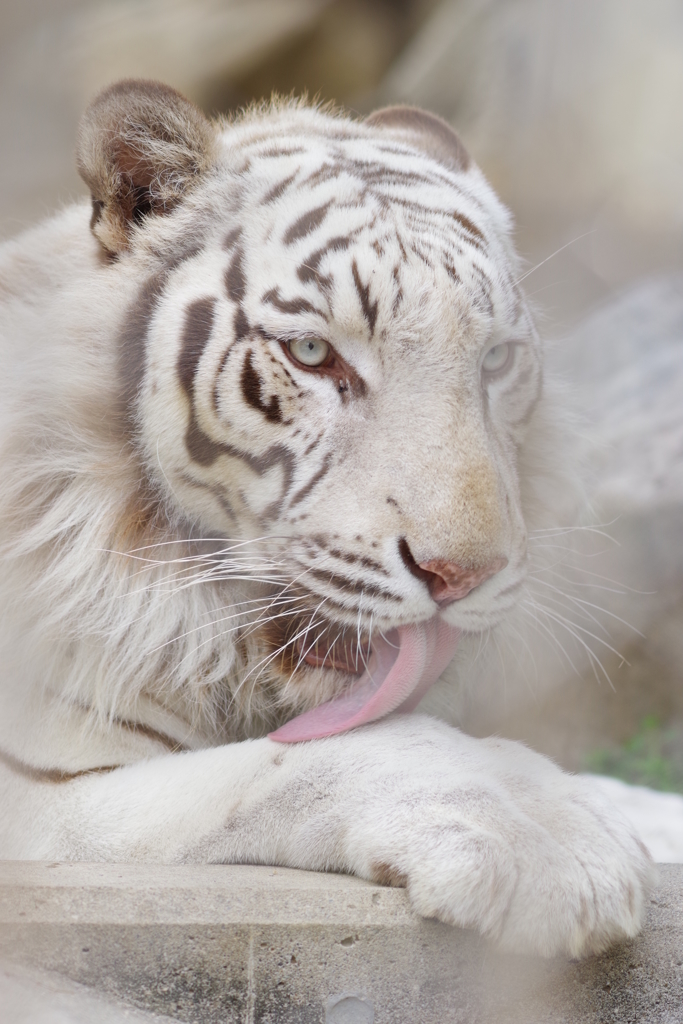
(212, 309, 251, 412)
(443, 260, 461, 284)
(225, 248, 246, 303)
(118, 272, 167, 426)
(306, 566, 401, 602)
(328, 548, 390, 575)
(178, 470, 237, 526)
(174, 302, 297, 507)
(303, 432, 323, 456)
(241, 349, 282, 424)
(452, 211, 486, 250)
(234, 307, 251, 342)
(262, 287, 325, 318)
(391, 264, 403, 314)
(284, 202, 331, 245)
(471, 264, 493, 317)
(288, 451, 333, 508)
(297, 236, 351, 288)
(264, 172, 298, 204)
(118, 239, 206, 432)
(177, 297, 224, 466)
(258, 146, 306, 159)
(352, 260, 378, 336)
(184, 406, 223, 467)
(177, 297, 217, 399)
(223, 227, 242, 250)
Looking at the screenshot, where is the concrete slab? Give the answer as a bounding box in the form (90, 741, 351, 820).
(1, 861, 682, 1023)
(0, 958, 176, 1024)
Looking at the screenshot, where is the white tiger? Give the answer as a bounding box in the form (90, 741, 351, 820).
(0, 80, 651, 957)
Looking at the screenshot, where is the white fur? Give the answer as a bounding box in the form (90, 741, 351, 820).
(0, 98, 652, 957)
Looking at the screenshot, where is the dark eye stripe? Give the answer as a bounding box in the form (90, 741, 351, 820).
(240, 349, 282, 424)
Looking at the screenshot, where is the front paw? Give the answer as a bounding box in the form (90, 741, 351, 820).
(337, 719, 654, 957)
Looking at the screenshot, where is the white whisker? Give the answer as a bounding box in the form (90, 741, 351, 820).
(515, 230, 596, 285)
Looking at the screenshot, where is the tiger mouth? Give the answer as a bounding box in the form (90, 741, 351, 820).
(270, 617, 462, 743)
(298, 633, 371, 674)
(259, 606, 373, 677)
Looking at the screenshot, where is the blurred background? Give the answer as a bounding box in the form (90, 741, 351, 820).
(1, 0, 683, 795)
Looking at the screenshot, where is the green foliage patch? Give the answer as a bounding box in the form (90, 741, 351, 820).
(584, 715, 683, 793)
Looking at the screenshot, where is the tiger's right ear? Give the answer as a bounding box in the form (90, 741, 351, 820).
(77, 79, 216, 255)
(366, 106, 471, 175)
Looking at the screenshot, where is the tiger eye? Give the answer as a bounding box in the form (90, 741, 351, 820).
(482, 342, 511, 374)
(288, 337, 330, 367)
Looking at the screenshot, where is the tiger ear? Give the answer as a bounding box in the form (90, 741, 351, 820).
(366, 105, 471, 174)
(77, 79, 216, 255)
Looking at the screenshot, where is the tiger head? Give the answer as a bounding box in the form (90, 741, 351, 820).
(77, 81, 545, 737)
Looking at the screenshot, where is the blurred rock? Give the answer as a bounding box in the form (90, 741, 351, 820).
(454, 276, 683, 766)
(550, 275, 683, 640)
(381, 0, 683, 231)
(223, 0, 420, 114)
(378, 0, 683, 326)
(0, 0, 436, 242)
(0, 0, 328, 240)
(553, 274, 683, 512)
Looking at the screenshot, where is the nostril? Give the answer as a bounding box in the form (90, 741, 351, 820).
(398, 537, 435, 586)
(399, 538, 507, 606)
(418, 557, 508, 605)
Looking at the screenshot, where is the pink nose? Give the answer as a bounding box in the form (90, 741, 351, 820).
(417, 557, 508, 606)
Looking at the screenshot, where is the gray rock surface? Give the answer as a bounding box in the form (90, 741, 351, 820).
(380, 0, 683, 237)
(2, 861, 683, 1024)
(553, 274, 683, 511)
(550, 273, 683, 629)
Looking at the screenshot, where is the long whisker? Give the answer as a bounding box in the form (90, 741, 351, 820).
(529, 577, 644, 636)
(238, 608, 329, 695)
(515, 230, 596, 285)
(172, 603, 312, 676)
(288, 598, 331, 681)
(519, 601, 586, 679)
(522, 598, 619, 685)
(146, 596, 305, 654)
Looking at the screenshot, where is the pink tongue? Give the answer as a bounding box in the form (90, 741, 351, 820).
(269, 618, 460, 743)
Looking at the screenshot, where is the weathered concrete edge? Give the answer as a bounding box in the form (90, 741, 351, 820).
(1, 862, 683, 1024)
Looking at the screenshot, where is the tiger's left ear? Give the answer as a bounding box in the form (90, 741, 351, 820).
(77, 79, 216, 255)
(366, 105, 471, 175)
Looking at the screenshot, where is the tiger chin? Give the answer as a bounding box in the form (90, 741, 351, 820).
(0, 80, 651, 958)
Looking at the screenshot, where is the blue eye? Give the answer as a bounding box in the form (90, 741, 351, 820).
(288, 337, 330, 367)
(482, 343, 511, 373)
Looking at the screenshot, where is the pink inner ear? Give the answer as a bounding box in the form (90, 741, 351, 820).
(269, 618, 460, 743)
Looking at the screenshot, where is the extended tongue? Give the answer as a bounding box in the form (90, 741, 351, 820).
(269, 618, 460, 743)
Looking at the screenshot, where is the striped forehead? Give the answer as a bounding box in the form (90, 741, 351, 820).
(240, 132, 488, 247)
(221, 133, 517, 332)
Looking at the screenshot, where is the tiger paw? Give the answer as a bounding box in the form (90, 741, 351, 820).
(305, 718, 654, 957)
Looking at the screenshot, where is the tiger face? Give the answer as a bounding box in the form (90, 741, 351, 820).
(78, 82, 543, 734)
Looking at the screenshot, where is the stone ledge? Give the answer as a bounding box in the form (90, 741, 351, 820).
(1, 861, 682, 1023)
